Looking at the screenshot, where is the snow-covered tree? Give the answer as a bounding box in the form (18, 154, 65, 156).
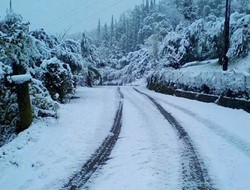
(181, 0, 197, 21)
(228, 13, 250, 59)
(41, 57, 74, 103)
(0, 11, 33, 132)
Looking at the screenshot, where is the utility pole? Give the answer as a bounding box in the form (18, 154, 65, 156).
(223, 0, 231, 71)
(10, 0, 13, 12)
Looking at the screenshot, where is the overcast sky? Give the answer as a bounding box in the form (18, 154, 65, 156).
(0, 0, 143, 34)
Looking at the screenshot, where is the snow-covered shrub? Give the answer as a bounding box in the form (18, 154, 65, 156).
(160, 31, 191, 68)
(147, 59, 250, 100)
(0, 11, 31, 72)
(55, 39, 84, 74)
(30, 79, 59, 118)
(41, 57, 74, 103)
(0, 11, 33, 138)
(30, 29, 58, 49)
(0, 87, 18, 147)
(102, 48, 153, 84)
(144, 35, 160, 61)
(228, 27, 249, 58)
(0, 62, 17, 146)
(227, 13, 250, 59)
(80, 33, 101, 66)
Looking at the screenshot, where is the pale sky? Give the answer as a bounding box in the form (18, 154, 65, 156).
(0, 0, 143, 34)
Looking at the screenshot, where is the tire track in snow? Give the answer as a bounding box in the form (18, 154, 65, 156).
(120, 88, 181, 189)
(155, 98, 250, 159)
(62, 87, 123, 190)
(134, 88, 215, 190)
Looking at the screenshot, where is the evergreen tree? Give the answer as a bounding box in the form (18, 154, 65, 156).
(41, 58, 74, 103)
(145, 0, 150, 13)
(103, 23, 109, 46)
(97, 19, 101, 46)
(0, 11, 32, 132)
(110, 15, 114, 46)
(181, 0, 197, 21)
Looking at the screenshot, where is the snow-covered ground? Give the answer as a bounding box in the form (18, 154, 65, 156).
(87, 87, 181, 190)
(0, 87, 119, 190)
(0, 86, 250, 190)
(151, 57, 250, 97)
(139, 87, 250, 190)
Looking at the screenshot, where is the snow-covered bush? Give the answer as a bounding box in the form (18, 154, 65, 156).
(30, 29, 58, 50)
(160, 31, 191, 68)
(30, 79, 59, 118)
(228, 27, 249, 58)
(80, 33, 100, 66)
(55, 39, 84, 74)
(0, 10, 100, 145)
(41, 57, 74, 103)
(0, 62, 17, 146)
(158, 16, 225, 68)
(0, 11, 34, 139)
(0, 11, 31, 72)
(147, 58, 250, 100)
(102, 49, 153, 84)
(227, 13, 250, 59)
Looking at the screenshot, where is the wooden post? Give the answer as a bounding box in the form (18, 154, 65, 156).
(12, 63, 33, 133)
(16, 82, 32, 133)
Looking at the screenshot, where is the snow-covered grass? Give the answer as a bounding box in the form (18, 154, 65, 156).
(0, 87, 119, 190)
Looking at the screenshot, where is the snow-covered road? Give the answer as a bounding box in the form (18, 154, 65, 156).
(0, 86, 250, 190)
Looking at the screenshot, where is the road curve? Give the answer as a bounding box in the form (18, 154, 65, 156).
(62, 88, 123, 190)
(134, 88, 215, 190)
(153, 98, 250, 159)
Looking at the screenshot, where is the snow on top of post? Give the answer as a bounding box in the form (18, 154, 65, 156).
(8, 74, 32, 84)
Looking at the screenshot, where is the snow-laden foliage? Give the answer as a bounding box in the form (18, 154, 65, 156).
(147, 59, 250, 99)
(0, 11, 98, 146)
(159, 12, 250, 67)
(0, 62, 17, 147)
(159, 30, 191, 68)
(0, 11, 31, 144)
(0, 11, 30, 74)
(41, 57, 74, 103)
(227, 13, 250, 59)
(30, 79, 59, 118)
(55, 39, 84, 74)
(96, 9, 250, 85)
(102, 48, 154, 84)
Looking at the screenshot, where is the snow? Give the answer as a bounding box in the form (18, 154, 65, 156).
(151, 57, 250, 96)
(138, 87, 250, 190)
(87, 87, 181, 190)
(8, 74, 32, 84)
(0, 86, 250, 190)
(0, 87, 119, 190)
